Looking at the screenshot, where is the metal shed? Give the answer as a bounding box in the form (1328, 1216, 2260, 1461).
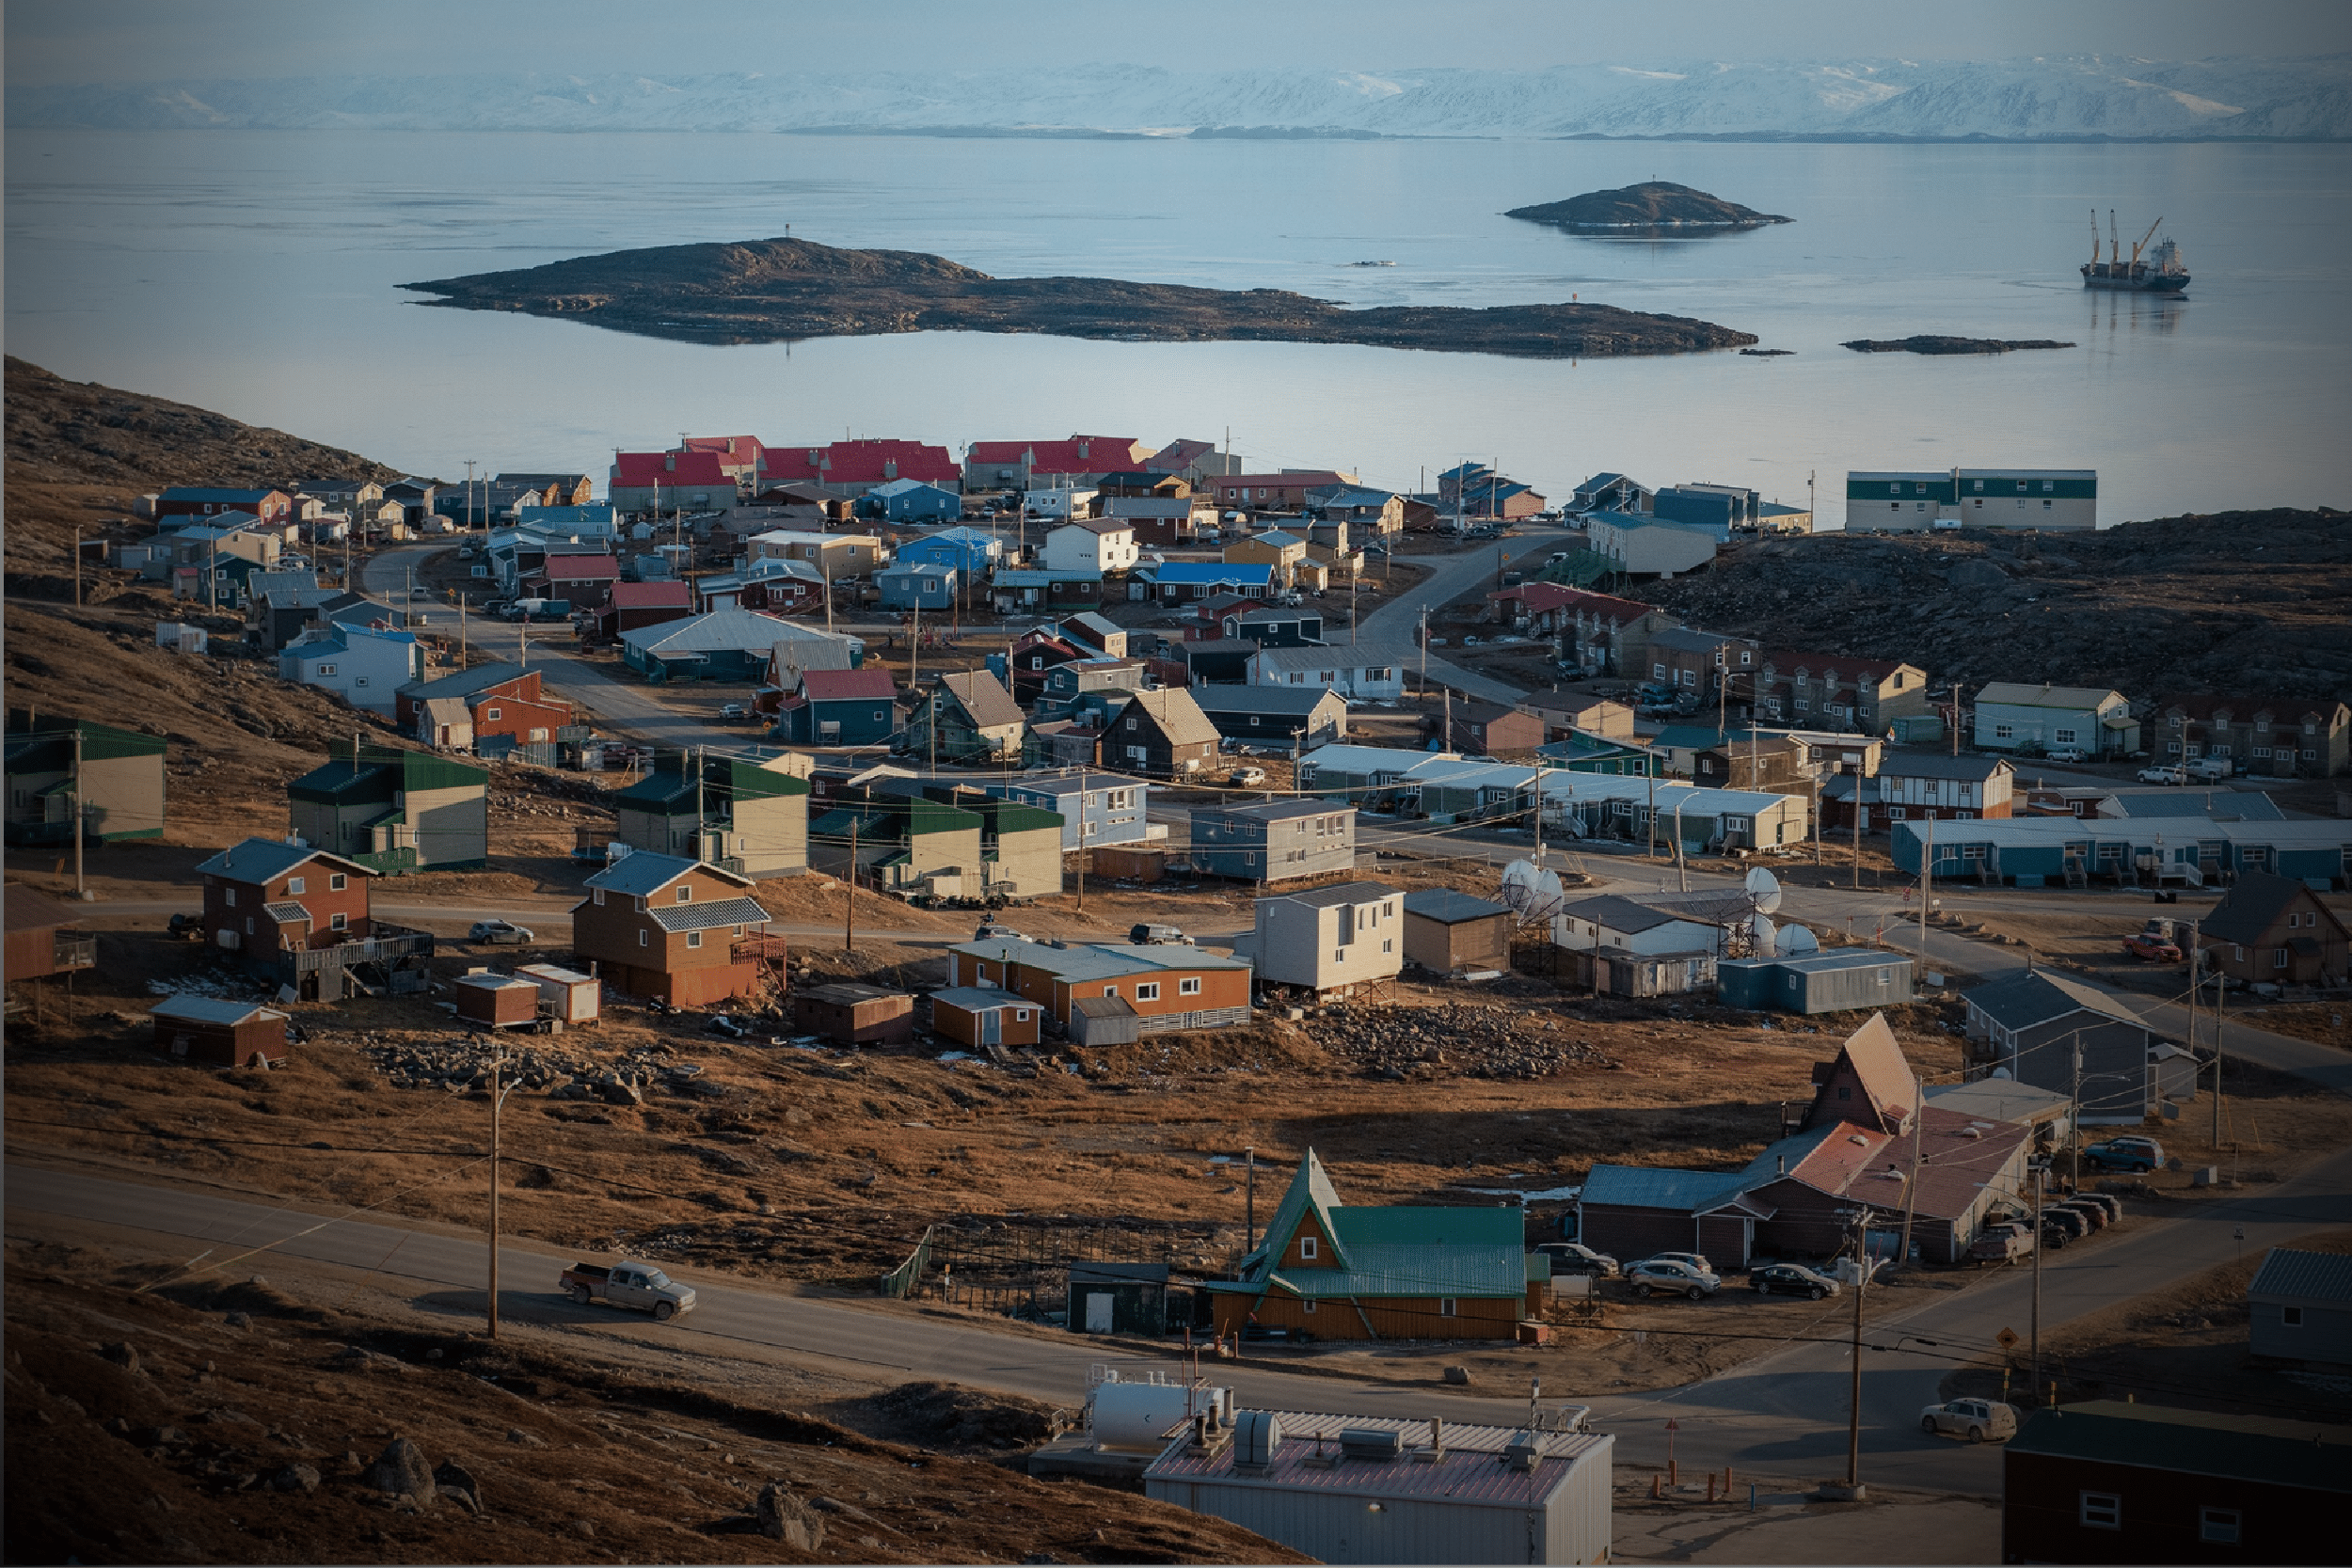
(150, 996, 291, 1068)
(792, 982, 914, 1045)
(1144, 1411, 1613, 1565)
(2248, 1246, 2352, 1367)
(515, 962, 601, 1025)
(1068, 1260, 1171, 1336)
(1401, 888, 1516, 975)
(1071, 992, 1141, 1047)
(927, 985, 1041, 1048)
(1719, 950, 1915, 1013)
(454, 972, 542, 1030)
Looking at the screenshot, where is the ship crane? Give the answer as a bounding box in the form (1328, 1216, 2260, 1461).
(2108, 209, 2121, 265)
(2131, 215, 2163, 267)
(2089, 207, 2101, 263)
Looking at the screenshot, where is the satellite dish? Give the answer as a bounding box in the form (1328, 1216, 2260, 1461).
(1749, 913, 1777, 952)
(1499, 860, 1542, 920)
(1744, 867, 1784, 914)
(1533, 869, 1566, 923)
(1775, 924, 1820, 958)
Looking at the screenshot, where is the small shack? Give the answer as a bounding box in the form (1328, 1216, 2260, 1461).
(516, 961, 601, 1026)
(1068, 1260, 1171, 1336)
(5, 886, 96, 983)
(150, 996, 291, 1068)
(1070, 992, 1141, 1047)
(928, 985, 1041, 1048)
(2248, 1246, 2352, 1368)
(793, 982, 914, 1046)
(454, 972, 543, 1030)
(1718, 950, 1915, 1014)
(1557, 945, 1715, 999)
(1401, 888, 1515, 975)
(1091, 846, 1166, 883)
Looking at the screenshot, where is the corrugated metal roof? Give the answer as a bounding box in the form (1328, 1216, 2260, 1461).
(1555, 895, 1688, 936)
(2103, 789, 2284, 821)
(262, 901, 310, 923)
(584, 851, 700, 897)
(646, 895, 771, 933)
(193, 836, 370, 887)
(1144, 1413, 1608, 1507)
(1963, 970, 2142, 1033)
(1402, 889, 1512, 925)
(2005, 1402, 2352, 1494)
(1975, 681, 2126, 709)
(1921, 1078, 2074, 1124)
(2249, 1246, 2352, 1305)
(151, 996, 286, 1026)
(927, 985, 1027, 1011)
(1580, 1163, 1747, 1212)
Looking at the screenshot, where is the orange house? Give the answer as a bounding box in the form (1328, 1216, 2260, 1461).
(1203, 1149, 1543, 1342)
(946, 940, 1251, 1034)
(571, 852, 780, 1006)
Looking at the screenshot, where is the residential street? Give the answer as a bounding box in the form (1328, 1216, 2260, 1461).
(1357, 526, 1574, 705)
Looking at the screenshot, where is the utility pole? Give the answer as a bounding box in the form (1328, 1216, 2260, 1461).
(1951, 685, 1964, 756)
(487, 1051, 516, 1339)
(2030, 1160, 2046, 1402)
(73, 527, 83, 607)
(1074, 766, 1087, 912)
(71, 727, 88, 902)
(844, 817, 858, 951)
(2213, 966, 2226, 1159)
(1845, 1205, 1870, 1491)
(1852, 775, 1865, 889)
(1898, 1105, 1923, 1268)
(1245, 1147, 1257, 1251)
(1920, 814, 1933, 956)
(458, 594, 468, 669)
(1812, 775, 1822, 864)
(1673, 800, 1688, 892)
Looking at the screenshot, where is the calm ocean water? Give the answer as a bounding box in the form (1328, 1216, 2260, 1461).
(8, 130, 2349, 521)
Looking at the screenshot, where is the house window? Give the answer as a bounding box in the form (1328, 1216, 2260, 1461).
(2079, 1493, 2121, 1530)
(2284, 1305, 2304, 1327)
(245, 916, 255, 935)
(1015, 1009, 1031, 1022)
(288, 877, 306, 895)
(355, 676, 369, 688)
(1383, 938, 1392, 954)
(638, 929, 649, 946)
(1334, 949, 1346, 963)
(593, 888, 605, 906)
(2055, 729, 2077, 745)
(2200, 1508, 2240, 1545)
(1136, 982, 1161, 1001)
(1302, 1298, 1317, 1314)
(329, 911, 348, 930)
(329, 873, 346, 891)
(225, 888, 237, 908)
(1179, 976, 1200, 996)
(676, 886, 691, 902)
(1300, 1235, 1318, 1260)
(687, 931, 702, 948)
(1994, 724, 2013, 740)
(1439, 1297, 1458, 1318)
(318, 663, 337, 676)
(2275, 948, 2289, 969)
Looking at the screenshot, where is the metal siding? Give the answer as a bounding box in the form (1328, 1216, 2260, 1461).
(1579, 1204, 1699, 1263)
(2250, 1301, 2352, 1367)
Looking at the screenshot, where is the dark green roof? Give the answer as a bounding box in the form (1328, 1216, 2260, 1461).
(614, 772, 699, 809)
(5, 715, 168, 770)
(721, 759, 810, 800)
(2009, 1401, 2352, 1493)
(287, 759, 398, 806)
(287, 746, 485, 805)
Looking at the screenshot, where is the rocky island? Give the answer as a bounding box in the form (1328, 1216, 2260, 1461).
(402, 237, 1756, 359)
(1843, 336, 2077, 355)
(1505, 181, 1791, 231)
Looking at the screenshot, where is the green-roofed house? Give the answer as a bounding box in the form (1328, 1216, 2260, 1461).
(811, 784, 1064, 900)
(611, 751, 810, 878)
(4, 712, 168, 846)
(1203, 1148, 1544, 1342)
(285, 744, 490, 872)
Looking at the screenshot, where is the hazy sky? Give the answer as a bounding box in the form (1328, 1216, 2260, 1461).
(11, 0, 2351, 85)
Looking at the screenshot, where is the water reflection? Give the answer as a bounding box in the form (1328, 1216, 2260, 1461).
(2089, 287, 2187, 338)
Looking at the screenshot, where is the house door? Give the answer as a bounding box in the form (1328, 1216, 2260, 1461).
(979, 1008, 1001, 1046)
(1085, 1292, 1115, 1333)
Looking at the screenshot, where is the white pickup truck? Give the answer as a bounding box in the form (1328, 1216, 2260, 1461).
(559, 1259, 696, 1322)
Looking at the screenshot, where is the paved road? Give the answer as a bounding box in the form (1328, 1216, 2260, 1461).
(1358, 529, 1572, 705)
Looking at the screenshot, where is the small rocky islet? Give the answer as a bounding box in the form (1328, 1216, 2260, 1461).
(1504, 180, 1792, 231)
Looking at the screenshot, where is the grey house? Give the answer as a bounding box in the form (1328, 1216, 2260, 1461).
(1188, 799, 1356, 883)
(1188, 686, 1349, 751)
(2248, 1247, 2352, 1367)
(1962, 970, 2199, 1125)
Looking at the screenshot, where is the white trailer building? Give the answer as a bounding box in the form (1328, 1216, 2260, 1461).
(1144, 1410, 1613, 1565)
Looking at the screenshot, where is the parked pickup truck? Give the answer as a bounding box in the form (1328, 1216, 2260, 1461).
(1969, 1221, 2036, 1266)
(559, 1259, 696, 1322)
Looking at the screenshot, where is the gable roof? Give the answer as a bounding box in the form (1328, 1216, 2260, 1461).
(935, 669, 1025, 730)
(612, 450, 732, 488)
(2201, 871, 2344, 946)
(583, 851, 752, 899)
(799, 667, 898, 704)
(4, 885, 84, 933)
(1267, 879, 1402, 911)
(1760, 648, 1915, 682)
(966, 436, 1149, 473)
(1146, 562, 1273, 587)
(2101, 788, 2285, 822)
(193, 836, 373, 885)
(397, 661, 528, 701)
(1187, 686, 1345, 718)
(2248, 1246, 2352, 1306)
(762, 438, 959, 486)
(1963, 969, 2145, 1034)
(1120, 688, 1219, 750)
(1974, 681, 2125, 709)
(1556, 894, 1701, 937)
(2159, 693, 2351, 724)
(611, 580, 694, 610)
(1248, 641, 1418, 674)
(1581, 1163, 1749, 1212)
(1830, 1013, 1920, 1130)
(1876, 752, 2009, 783)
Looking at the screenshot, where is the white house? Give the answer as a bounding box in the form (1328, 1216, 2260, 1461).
(1550, 894, 1724, 956)
(1972, 682, 2140, 758)
(1584, 511, 1719, 578)
(1232, 880, 1405, 993)
(1246, 641, 1414, 704)
(277, 623, 422, 716)
(1041, 518, 1138, 576)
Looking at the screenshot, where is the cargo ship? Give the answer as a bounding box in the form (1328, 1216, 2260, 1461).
(2082, 208, 2189, 292)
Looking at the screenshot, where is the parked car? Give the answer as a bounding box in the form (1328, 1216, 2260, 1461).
(1226, 767, 1267, 787)
(468, 920, 533, 944)
(1534, 1242, 1618, 1278)
(973, 921, 1026, 942)
(167, 911, 204, 942)
(1919, 1398, 2017, 1443)
(1632, 1251, 1715, 1277)
(2042, 1208, 2090, 1242)
(2071, 1192, 2124, 1224)
(2137, 764, 2188, 784)
(1128, 924, 1193, 946)
(1748, 1262, 1839, 1301)
(558, 1259, 696, 1322)
(2044, 747, 2089, 765)
(2084, 1135, 2165, 1173)
(409, 586, 435, 601)
(2122, 927, 2182, 962)
(719, 703, 749, 721)
(1626, 1259, 1720, 1300)
(2050, 1199, 2109, 1231)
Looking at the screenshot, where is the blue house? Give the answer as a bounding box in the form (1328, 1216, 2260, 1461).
(896, 526, 1003, 578)
(1893, 816, 2352, 891)
(984, 768, 1153, 850)
(876, 562, 959, 610)
(775, 667, 902, 747)
(861, 479, 963, 524)
(1143, 561, 1275, 604)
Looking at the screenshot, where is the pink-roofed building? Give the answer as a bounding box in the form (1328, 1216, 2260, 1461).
(544, 553, 622, 610)
(759, 439, 960, 500)
(610, 450, 736, 514)
(962, 436, 1152, 493)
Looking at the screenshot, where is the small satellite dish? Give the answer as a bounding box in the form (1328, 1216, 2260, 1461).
(1775, 924, 1820, 958)
(1744, 867, 1784, 914)
(1749, 913, 1777, 952)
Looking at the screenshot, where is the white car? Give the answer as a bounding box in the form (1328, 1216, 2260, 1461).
(2044, 747, 2088, 764)
(1919, 1398, 2017, 1443)
(2137, 764, 2187, 784)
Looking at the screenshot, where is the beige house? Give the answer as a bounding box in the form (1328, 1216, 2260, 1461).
(1224, 531, 1310, 590)
(1232, 879, 1405, 993)
(747, 530, 889, 578)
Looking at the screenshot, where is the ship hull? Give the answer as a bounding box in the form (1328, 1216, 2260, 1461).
(2081, 265, 2190, 292)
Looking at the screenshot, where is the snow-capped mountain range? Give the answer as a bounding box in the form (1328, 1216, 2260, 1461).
(12, 55, 2350, 140)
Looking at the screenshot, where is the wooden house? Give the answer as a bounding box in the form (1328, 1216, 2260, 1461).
(2197, 871, 2350, 988)
(1401, 889, 1514, 974)
(792, 982, 915, 1045)
(4, 714, 168, 846)
(4, 886, 97, 983)
(1202, 1148, 1541, 1341)
(571, 852, 782, 1006)
(927, 985, 1041, 1048)
(150, 996, 292, 1069)
(947, 940, 1252, 1035)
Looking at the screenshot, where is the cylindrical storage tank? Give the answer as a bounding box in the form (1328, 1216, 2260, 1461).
(1089, 1382, 1198, 1451)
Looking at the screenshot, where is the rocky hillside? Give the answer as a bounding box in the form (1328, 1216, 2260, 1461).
(1630, 511, 2352, 703)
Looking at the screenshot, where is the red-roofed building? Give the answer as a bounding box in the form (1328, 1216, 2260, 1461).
(760, 439, 960, 499)
(593, 580, 695, 643)
(963, 436, 1151, 493)
(611, 450, 736, 514)
(1526, 587, 1679, 678)
(544, 553, 622, 610)
(680, 436, 767, 481)
(1752, 651, 1931, 734)
(775, 666, 901, 747)
(1208, 471, 1352, 511)
(1005, 630, 1085, 705)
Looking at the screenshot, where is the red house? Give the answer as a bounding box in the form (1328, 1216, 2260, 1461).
(1210, 471, 1352, 510)
(395, 664, 570, 751)
(154, 487, 294, 524)
(680, 435, 767, 480)
(595, 580, 694, 642)
(759, 439, 960, 499)
(195, 837, 375, 955)
(610, 449, 735, 513)
(963, 435, 1152, 491)
(544, 553, 621, 610)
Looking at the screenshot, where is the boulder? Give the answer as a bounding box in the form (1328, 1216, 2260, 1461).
(434, 1460, 483, 1513)
(755, 1482, 827, 1551)
(370, 1436, 437, 1506)
(101, 1341, 143, 1375)
(273, 1464, 322, 1495)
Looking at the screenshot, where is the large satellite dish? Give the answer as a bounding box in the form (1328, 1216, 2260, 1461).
(1775, 924, 1820, 958)
(1531, 868, 1566, 923)
(1744, 867, 1784, 914)
(1499, 860, 1542, 920)
(1749, 913, 1777, 953)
